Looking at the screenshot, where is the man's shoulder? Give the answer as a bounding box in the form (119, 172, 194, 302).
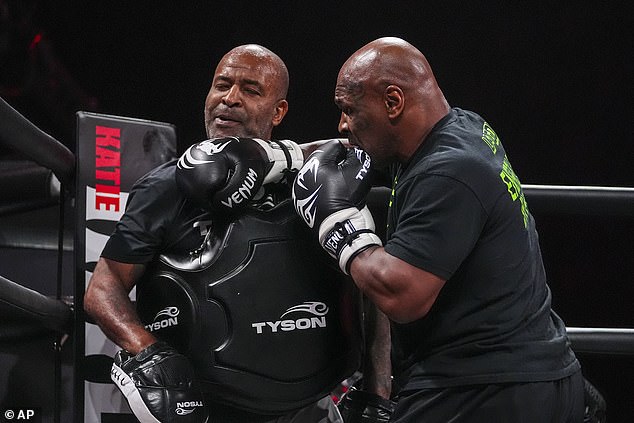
(126, 160, 182, 208)
(132, 159, 178, 191)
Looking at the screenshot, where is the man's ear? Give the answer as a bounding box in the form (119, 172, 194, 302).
(272, 99, 289, 127)
(385, 85, 404, 119)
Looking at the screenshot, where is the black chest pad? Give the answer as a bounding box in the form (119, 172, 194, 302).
(136, 200, 362, 413)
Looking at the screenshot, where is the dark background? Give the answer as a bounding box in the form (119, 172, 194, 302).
(2, 1, 633, 187)
(1, 1, 633, 421)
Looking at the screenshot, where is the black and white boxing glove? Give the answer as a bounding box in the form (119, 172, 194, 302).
(176, 137, 303, 211)
(337, 389, 395, 423)
(111, 341, 208, 423)
(292, 140, 381, 274)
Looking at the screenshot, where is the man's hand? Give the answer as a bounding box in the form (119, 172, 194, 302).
(292, 140, 381, 274)
(337, 388, 395, 423)
(111, 341, 208, 422)
(177, 137, 303, 211)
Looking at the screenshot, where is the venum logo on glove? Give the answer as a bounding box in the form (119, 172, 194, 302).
(251, 301, 329, 334)
(323, 220, 358, 258)
(196, 138, 234, 155)
(292, 155, 322, 228)
(218, 167, 260, 208)
(177, 138, 233, 169)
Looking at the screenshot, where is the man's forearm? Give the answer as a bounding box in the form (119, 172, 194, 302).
(362, 297, 392, 398)
(84, 258, 157, 354)
(90, 285, 156, 354)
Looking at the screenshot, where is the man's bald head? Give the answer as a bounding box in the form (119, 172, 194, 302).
(219, 44, 289, 100)
(335, 37, 450, 164)
(337, 37, 439, 105)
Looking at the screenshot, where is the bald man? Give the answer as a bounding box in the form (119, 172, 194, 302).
(293, 37, 584, 422)
(85, 44, 391, 423)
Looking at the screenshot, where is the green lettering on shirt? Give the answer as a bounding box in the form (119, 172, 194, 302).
(500, 155, 529, 228)
(482, 122, 501, 155)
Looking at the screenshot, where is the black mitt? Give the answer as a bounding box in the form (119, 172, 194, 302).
(111, 341, 208, 422)
(338, 388, 395, 423)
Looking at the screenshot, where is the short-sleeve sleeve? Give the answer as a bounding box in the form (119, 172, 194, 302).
(101, 167, 179, 263)
(384, 174, 487, 279)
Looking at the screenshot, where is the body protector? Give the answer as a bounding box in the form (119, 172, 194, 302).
(136, 199, 363, 414)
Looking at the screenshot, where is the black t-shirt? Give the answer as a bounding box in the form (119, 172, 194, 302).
(385, 108, 580, 391)
(102, 159, 210, 263)
(102, 159, 288, 263)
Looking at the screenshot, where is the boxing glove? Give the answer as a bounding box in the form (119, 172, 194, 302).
(176, 137, 303, 211)
(292, 140, 381, 274)
(337, 389, 395, 423)
(111, 341, 208, 423)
